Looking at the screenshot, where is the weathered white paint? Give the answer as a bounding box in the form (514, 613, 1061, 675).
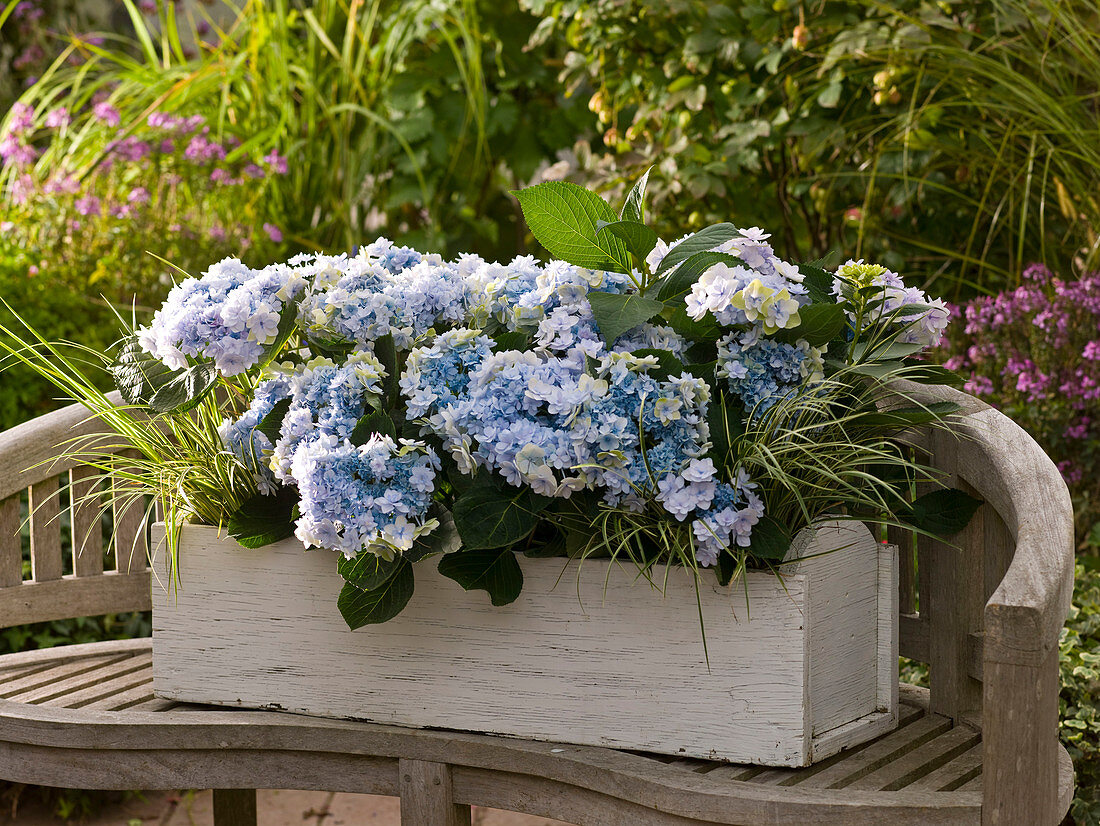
(150, 519, 897, 767)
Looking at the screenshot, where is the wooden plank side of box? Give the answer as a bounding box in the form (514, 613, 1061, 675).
(150, 520, 885, 767)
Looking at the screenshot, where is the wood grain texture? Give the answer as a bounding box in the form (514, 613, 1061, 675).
(152, 520, 894, 767)
(28, 476, 62, 583)
(0, 572, 151, 629)
(400, 759, 471, 826)
(0, 495, 21, 588)
(69, 465, 104, 578)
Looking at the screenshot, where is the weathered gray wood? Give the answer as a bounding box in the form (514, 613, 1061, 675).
(11, 653, 151, 704)
(0, 495, 21, 588)
(0, 654, 132, 698)
(926, 442, 984, 721)
(80, 681, 159, 711)
(907, 744, 982, 792)
(888, 524, 916, 616)
(846, 726, 980, 791)
(400, 759, 471, 826)
(28, 476, 62, 583)
(152, 520, 893, 767)
(0, 572, 151, 629)
(899, 615, 929, 663)
(212, 789, 257, 826)
(982, 646, 1061, 825)
(112, 459, 147, 575)
(69, 465, 104, 578)
(0, 394, 126, 496)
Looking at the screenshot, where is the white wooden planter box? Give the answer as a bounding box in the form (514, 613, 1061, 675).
(150, 519, 898, 767)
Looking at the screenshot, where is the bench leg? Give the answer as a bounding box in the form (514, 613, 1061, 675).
(400, 759, 472, 826)
(212, 788, 257, 826)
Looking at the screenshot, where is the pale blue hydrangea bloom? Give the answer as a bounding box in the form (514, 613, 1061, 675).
(218, 374, 292, 495)
(691, 468, 766, 566)
(717, 327, 824, 416)
(136, 257, 307, 375)
(291, 432, 440, 558)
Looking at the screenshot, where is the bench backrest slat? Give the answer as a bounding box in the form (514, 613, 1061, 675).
(70, 464, 105, 578)
(29, 476, 63, 583)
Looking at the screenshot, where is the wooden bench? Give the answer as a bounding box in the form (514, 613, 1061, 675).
(0, 385, 1076, 825)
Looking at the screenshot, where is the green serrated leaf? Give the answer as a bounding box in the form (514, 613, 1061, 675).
(587, 291, 665, 346)
(630, 348, 682, 381)
(513, 182, 632, 272)
(227, 488, 298, 549)
(493, 330, 528, 351)
(747, 516, 792, 561)
(452, 484, 552, 550)
(774, 303, 846, 347)
(338, 551, 403, 590)
(620, 166, 652, 223)
(373, 333, 398, 405)
(799, 264, 835, 304)
(707, 390, 745, 469)
(256, 397, 292, 444)
(351, 411, 398, 444)
(109, 337, 219, 414)
(665, 305, 722, 341)
(900, 488, 983, 536)
(654, 223, 740, 276)
(595, 219, 658, 266)
(437, 547, 523, 606)
(337, 558, 414, 628)
(257, 300, 300, 370)
(655, 250, 742, 302)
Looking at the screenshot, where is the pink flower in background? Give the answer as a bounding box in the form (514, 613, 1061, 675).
(1064, 418, 1091, 441)
(263, 223, 283, 242)
(44, 106, 70, 128)
(11, 174, 34, 205)
(128, 187, 151, 205)
(8, 102, 35, 134)
(159, 138, 174, 154)
(92, 102, 120, 127)
(210, 168, 233, 184)
(243, 163, 265, 179)
(964, 374, 994, 396)
(113, 137, 151, 162)
(1084, 341, 1100, 361)
(74, 195, 101, 216)
(185, 134, 226, 163)
(44, 175, 80, 195)
(263, 150, 288, 175)
(209, 225, 227, 241)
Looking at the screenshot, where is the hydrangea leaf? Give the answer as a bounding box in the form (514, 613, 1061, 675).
(799, 263, 835, 304)
(493, 330, 528, 351)
(620, 166, 652, 223)
(850, 339, 926, 363)
(338, 551, 403, 591)
(437, 547, 523, 606)
(337, 558, 414, 628)
(256, 397, 292, 444)
(654, 223, 739, 276)
(407, 506, 461, 561)
(665, 305, 722, 342)
(629, 348, 682, 381)
(109, 336, 218, 414)
(372, 333, 398, 406)
(351, 411, 398, 445)
(900, 488, 983, 536)
(227, 488, 298, 549)
(655, 250, 742, 302)
(595, 219, 658, 265)
(773, 303, 846, 347)
(746, 515, 792, 561)
(587, 291, 664, 346)
(452, 485, 552, 550)
(512, 181, 632, 273)
(256, 300, 300, 370)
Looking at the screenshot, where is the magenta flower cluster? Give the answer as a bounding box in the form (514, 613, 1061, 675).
(939, 264, 1100, 494)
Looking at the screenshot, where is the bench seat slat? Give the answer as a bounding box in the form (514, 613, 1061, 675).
(13, 653, 151, 704)
(906, 744, 983, 792)
(0, 654, 133, 698)
(789, 716, 953, 789)
(845, 726, 981, 791)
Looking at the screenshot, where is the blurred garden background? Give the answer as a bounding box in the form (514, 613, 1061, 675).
(0, 0, 1097, 822)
